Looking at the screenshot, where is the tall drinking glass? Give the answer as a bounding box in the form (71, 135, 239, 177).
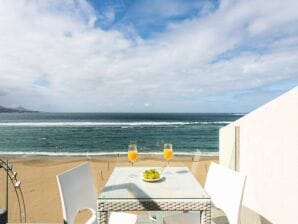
(128, 143, 138, 166)
(163, 143, 173, 167)
(128, 143, 138, 178)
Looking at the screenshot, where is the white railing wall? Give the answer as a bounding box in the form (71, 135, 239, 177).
(219, 125, 235, 170)
(219, 86, 298, 224)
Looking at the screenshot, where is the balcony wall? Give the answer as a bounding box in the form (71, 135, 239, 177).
(219, 87, 298, 224)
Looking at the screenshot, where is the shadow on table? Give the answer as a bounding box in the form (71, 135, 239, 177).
(101, 183, 161, 210)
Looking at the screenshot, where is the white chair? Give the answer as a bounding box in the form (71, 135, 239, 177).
(56, 163, 137, 224)
(190, 149, 203, 181)
(163, 162, 246, 224)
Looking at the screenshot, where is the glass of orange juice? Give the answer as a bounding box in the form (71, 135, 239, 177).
(128, 143, 138, 166)
(128, 143, 138, 178)
(163, 143, 173, 167)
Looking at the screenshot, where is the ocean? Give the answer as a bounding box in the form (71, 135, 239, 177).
(0, 113, 242, 156)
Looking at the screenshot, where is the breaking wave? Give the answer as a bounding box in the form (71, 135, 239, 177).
(0, 121, 231, 127)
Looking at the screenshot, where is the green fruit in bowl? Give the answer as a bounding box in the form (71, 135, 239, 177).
(143, 169, 160, 180)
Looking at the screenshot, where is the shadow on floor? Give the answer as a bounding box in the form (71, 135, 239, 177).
(241, 206, 273, 224)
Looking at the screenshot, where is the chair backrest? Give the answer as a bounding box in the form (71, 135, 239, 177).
(191, 150, 204, 179)
(205, 162, 246, 224)
(56, 163, 97, 224)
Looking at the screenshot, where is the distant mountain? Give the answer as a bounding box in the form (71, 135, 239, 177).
(0, 105, 39, 113)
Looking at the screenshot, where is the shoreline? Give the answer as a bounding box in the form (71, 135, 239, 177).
(0, 151, 219, 157)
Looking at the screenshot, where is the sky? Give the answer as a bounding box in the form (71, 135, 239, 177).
(0, 0, 297, 113)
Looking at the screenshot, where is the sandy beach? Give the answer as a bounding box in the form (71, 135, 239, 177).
(0, 155, 217, 223)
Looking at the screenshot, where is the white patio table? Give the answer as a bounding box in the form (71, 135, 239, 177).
(97, 167, 211, 224)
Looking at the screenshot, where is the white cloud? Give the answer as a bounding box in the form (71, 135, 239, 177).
(0, 0, 297, 112)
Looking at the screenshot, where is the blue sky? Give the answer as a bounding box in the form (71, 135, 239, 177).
(88, 0, 219, 38)
(0, 0, 297, 112)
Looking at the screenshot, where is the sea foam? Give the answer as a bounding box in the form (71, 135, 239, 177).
(0, 121, 231, 127)
(0, 151, 219, 157)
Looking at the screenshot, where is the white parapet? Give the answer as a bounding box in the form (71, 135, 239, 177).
(219, 86, 298, 224)
(219, 125, 236, 169)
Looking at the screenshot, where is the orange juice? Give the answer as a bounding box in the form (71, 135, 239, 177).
(128, 150, 138, 162)
(163, 149, 173, 160)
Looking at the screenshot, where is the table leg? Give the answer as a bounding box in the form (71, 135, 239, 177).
(201, 208, 211, 224)
(98, 211, 108, 224)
